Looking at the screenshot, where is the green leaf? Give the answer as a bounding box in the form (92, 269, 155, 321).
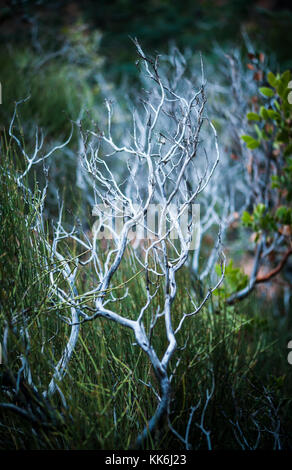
(259, 87, 274, 98)
(254, 203, 266, 219)
(281, 70, 291, 88)
(241, 135, 260, 149)
(267, 71, 277, 87)
(276, 206, 292, 224)
(248, 140, 260, 149)
(241, 135, 253, 143)
(277, 81, 286, 98)
(271, 179, 280, 189)
(254, 124, 263, 140)
(267, 109, 281, 120)
(247, 112, 260, 121)
(259, 106, 269, 119)
(242, 211, 253, 225)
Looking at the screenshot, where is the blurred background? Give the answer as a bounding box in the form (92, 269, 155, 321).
(1, 0, 292, 74)
(1, 0, 292, 147)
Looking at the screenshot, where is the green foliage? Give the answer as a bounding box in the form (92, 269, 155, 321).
(246, 112, 261, 121)
(242, 203, 277, 236)
(259, 86, 274, 98)
(242, 69, 292, 147)
(241, 67, 292, 240)
(275, 205, 292, 225)
(241, 134, 260, 149)
(214, 259, 248, 297)
(271, 156, 292, 201)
